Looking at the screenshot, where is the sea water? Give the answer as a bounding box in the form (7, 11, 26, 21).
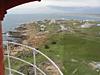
(2, 14, 100, 41)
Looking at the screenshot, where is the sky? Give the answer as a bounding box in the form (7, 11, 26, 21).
(7, 0, 100, 14)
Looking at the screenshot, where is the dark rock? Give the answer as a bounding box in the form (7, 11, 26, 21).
(35, 47, 39, 50)
(27, 70, 34, 75)
(48, 55, 53, 58)
(9, 35, 27, 39)
(51, 39, 54, 41)
(19, 24, 26, 27)
(16, 38, 23, 44)
(29, 54, 33, 57)
(9, 31, 21, 35)
(19, 64, 34, 75)
(84, 63, 90, 67)
(61, 38, 65, 40)
(2, 32, 7, 34)
(9, 44, 14, 50)
(52, 41, 56, 44)
(42, 61, 46, 65)
(15, 27, 27, 31)
(65, 59, 68, 62)
(6, 40, 13, 42)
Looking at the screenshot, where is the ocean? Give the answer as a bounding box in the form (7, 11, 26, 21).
(2, 14, 100, 41)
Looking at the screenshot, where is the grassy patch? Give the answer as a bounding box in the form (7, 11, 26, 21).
(38, 33, 100, 75)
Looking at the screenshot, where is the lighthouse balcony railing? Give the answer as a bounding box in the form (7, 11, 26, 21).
(3, 41, 63, 75)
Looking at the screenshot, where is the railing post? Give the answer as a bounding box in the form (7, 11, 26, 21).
(7, 42, 12, 75)
(33, 50, 36, 75)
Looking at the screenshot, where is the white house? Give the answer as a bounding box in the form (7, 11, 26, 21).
(73, 23, 77, 25)
(40, 28, 44, 31)
(61, 27, 68, 31)
(57, 22, 60, 24)
(49, 22, 52, 25)
(60, 25, 68, 31)
(62, 18, 65, 20)
(86, 20, 89, 22)
(63, 21, 66, 23)
(43, 22, 46, 23)
(40, 25, 47, 28)
(97, 24, 100, 26)
(51, 19, 56, 23)
(99, 32, 100, 34)
(82, 20, 85, 22)
(81, 25, 85, 28)
(38, 24, 41, 26)
(40, 25, 44, 27)
(43, 26, 47, 28)
(35, 22, 37, 24)
(80, 21, 83, 23)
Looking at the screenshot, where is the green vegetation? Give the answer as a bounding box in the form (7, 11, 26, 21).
(4, 20, 100, 75)
(38, 33, 100, 75)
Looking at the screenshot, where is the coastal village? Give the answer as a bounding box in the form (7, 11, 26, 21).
(3, 18, 100, 75)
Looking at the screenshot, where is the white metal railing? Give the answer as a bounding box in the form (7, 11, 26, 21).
(4, 55, 46, 75)
(5, 67, 25, 75)
(3, 41, 63, 75)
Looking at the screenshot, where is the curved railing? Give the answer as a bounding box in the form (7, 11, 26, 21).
(3, 41, 63, 75)
(4, 55, 46, 75)
(5, 67, 25, 75)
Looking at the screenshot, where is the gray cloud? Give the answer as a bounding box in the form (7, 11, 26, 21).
(47, 5, 100, 14)
(7, 0, 100, 14)
(7, 5, 100, 14)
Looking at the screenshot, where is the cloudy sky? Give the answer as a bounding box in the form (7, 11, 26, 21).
(7, 0, 100, 14)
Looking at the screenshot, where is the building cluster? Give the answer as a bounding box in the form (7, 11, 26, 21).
(36, 18, 100, 32)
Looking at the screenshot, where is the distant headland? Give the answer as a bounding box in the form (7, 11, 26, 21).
(58, 14, 100, 18)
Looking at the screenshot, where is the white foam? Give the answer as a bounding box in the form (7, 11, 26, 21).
(6, 33, 10, 36)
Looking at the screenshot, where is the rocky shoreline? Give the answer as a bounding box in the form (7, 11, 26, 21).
(3, 19, 60, 55)
(3, 19, 65, 75)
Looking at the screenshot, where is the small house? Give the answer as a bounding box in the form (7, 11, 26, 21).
(80, 21, 83, 23)
(81, 25, 85, 28)
(49, 22, 52, 25)
(62, 18, 65, 20)
(60, 25, 68, 31)
(43, 22, 46, 23)
(40, 25, 47, 28)
(43, 26, 47, 28)
(63, 21, 66, 23)
(40, 25, 44, 27)
(35, 22, 37, 24)
(73, 23, 77, 25)
(82, 20, 85, 22)
(97, 24, 100, 26)
(86, 20, 89, 22)
(61, 27, 68, 31)
(50, 19, 56, 23)
(99, 32, 100, 34)
(40, 28, 44, 31)
(57, 22, 60, 24)
(38, 24, 41, 26)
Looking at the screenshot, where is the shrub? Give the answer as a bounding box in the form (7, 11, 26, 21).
(45, 44, 49, 49)
(18, 51, 20, 53)
(48, 69, 52, 70)
(52, 41, 56, 44)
